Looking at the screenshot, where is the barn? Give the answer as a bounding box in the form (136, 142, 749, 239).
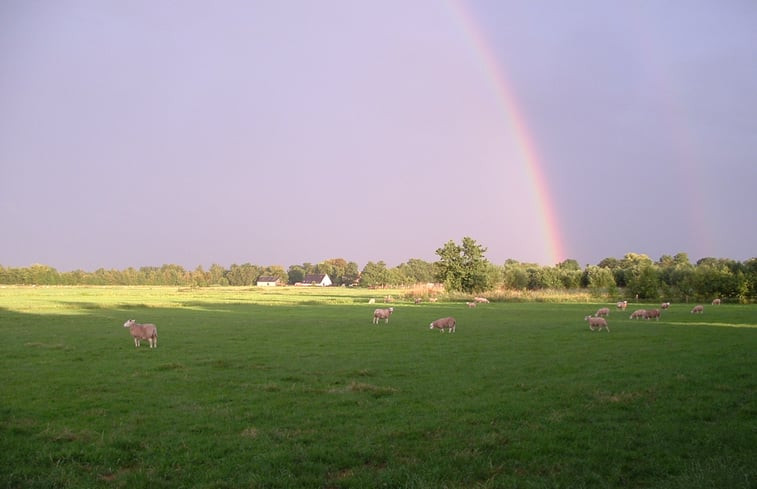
(301, 273, 332, 286)
(256, 276, 282, 287)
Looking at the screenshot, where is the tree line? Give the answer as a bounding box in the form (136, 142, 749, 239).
(2, 238, 755, 302)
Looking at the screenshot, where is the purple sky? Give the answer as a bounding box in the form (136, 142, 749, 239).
(2, 1, 755, 272)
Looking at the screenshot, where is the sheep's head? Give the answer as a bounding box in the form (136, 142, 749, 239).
(123, 319, 135, 328)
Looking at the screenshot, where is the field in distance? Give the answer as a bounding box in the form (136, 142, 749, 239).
(1, 286, 755, 488)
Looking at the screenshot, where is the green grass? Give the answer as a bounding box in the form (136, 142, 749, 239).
(0, 287, 755, 488)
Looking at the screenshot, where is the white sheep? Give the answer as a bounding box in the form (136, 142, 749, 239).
(661, 302, 670, 310)
(584, 315, 609, 332)
(712, 298, 721, 305)
(466, 302, 477, 308)
(616, 300, 628, 310)
(428, 297, 438, 303)
(595, 307, 610, 317)
(123, 319, 158, 348)
(368, 298, 375, 304)
(629, 309, 647, 320)
(429, 317, 456, 333)
(414, 297, 422, 304)
(645, 308, 661, 320)
(474, 297, 490, 303)
(373, 307, 394, 324)
(691, 305, 704, 314)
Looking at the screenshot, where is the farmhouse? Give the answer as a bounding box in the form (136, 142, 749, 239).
(256, 276, 283, 287)
(301, 273, 332, 286)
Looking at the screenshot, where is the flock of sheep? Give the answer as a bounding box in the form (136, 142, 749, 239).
(584, 297, 722, 332)
(122, 296, 725, 347)
(370, 296, 491, 335)
(370, 305, 457, 333)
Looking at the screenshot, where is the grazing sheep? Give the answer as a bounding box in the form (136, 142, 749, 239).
(616, 300, 628, 310)
(123, 319, 158, 348)
(645, 309, 661, 320)
(373, 307, 394, 324)
(661, 302, 670, 310)
(584, 315, 609, 332)
(595, 307, 610, 317)
(428, 297, 438, 303)
(712, 298, 721, 305)
(466, 302, 477, 308)
(368, 298, 375, 304)
(691, 305, 704, 314)
(429, 317, 456, 333)
(474, 297, 489, 303)
(629, 309, 647, 320)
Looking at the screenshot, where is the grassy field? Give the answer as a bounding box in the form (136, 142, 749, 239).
(0, 286, 755, 488)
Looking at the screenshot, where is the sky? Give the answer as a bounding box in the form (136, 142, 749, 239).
(1, 0, 756, 272)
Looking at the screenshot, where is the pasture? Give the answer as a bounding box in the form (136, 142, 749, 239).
(0, 286, 755, 488)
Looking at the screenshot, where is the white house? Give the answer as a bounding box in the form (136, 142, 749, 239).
(256, 276, 282, 287)
(301, 273, 332, 286)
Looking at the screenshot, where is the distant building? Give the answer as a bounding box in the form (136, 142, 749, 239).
(301, 273, 332, 286)
(256, 276, 282, 287)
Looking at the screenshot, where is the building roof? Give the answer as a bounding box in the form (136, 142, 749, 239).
(257, 276, 280, 282)
(302, 273, 328, 283)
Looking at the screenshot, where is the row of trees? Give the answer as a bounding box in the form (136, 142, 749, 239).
(432, 240, 755, 302)
(0, 260, 361, 288)
(2, 238, 755, 302)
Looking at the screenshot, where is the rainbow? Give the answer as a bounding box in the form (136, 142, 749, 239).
(447, 0, 565, 265)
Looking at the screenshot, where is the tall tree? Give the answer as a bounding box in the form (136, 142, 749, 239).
(502, 260, 529, 290)
(287, 265, 305, 284)
(557, 259, 581, 271)
(585, 265, 616, 294)
(395, 258, 435, 285)
(434, 237, 490, 293)
(208, 264, 226, 285)
(343, 261, 360, 286)
(360, 261, 389, 288)
(318, 258, 349, 285)
(626, 264, 660, 299)
(226, 263, 259, 286)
